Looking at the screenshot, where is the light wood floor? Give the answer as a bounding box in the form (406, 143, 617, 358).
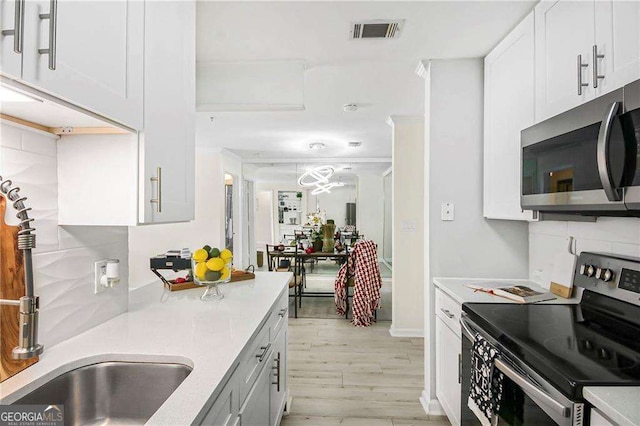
(280, 318, 451, 426)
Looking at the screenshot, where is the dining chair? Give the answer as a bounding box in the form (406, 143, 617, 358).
(267, 243, 303, 317)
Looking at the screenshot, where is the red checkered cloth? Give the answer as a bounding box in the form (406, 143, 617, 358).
(334, 240, 382, 326)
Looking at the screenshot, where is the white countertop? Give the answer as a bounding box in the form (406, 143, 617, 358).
(433, 277, 582, 305)
(584, 387, 640, 426)
(0, 271, 290, 425)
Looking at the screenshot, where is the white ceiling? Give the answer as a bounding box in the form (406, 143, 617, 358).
(195, 1, 536, 160)
(246, 161, 391, 184)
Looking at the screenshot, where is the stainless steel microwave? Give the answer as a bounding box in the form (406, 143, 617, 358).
(521, 79, 640, 217)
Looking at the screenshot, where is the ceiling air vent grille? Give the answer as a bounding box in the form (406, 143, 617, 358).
(350, 20, 404, 39)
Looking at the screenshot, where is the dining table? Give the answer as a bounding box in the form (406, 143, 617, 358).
(266, 248, 353, 317)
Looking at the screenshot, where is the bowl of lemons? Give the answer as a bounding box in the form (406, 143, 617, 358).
(191, 245, 233, 301)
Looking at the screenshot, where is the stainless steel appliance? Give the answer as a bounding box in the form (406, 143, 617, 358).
(521, 79, 640, 216)
(346, 202, 356, 226)
(461, 252, 640, 425)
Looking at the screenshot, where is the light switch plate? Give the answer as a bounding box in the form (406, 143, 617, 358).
(441, 202, 454, 221)
(401, 220, 417, 232)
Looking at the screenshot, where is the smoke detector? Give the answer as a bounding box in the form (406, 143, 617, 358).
(350, 20, 404, 39)
(343, 103, 359, 112)
(309, 142, 326, 150)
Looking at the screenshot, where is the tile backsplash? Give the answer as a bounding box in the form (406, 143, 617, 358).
(529, 218, 640, 286)
(0, 123, 128, 349)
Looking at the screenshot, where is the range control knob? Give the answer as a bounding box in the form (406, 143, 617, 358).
(584, 264, 596, 278)
(595, 267, 603, 280)
(580, 264, 590, 276)
(601, 269, 614, 282)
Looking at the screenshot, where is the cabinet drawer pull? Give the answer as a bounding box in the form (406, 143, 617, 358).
(278, 308, 287, 317)
(256, 343, 271, 362)
(150, 167, 162, 213)
(38, 0, 57, 70)
(1, 0, 25, 53)
(592, 45, 605, 88)
(577, 54, 588, 95)
(272, 352, 281, 392)
(440, 308, 455, 319)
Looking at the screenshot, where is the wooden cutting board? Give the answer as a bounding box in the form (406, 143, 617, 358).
(0, 197, 38, 382)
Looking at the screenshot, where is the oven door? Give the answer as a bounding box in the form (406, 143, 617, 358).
(460, 315, 584, 426)
(521, 88, 628, 213)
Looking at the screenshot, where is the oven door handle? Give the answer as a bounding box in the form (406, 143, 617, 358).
(460, 316, 477, 343)
(494, 358, 571, 418)
(597, 101, 623, 202)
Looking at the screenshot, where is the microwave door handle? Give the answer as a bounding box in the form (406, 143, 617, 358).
(597, 101, 623, 202)
(494, 358, 571, 418)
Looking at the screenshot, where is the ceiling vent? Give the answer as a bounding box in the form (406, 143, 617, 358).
(350, 20, 404, 40)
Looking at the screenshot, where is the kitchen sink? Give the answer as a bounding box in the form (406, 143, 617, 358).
(13, 361, 192, 426)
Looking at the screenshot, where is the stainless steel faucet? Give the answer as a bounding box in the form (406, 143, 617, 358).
(0, 176, 44, 359)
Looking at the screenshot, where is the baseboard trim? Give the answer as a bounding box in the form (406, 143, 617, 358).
(389, 325, 424, 337)
(420, 390, 444, 416)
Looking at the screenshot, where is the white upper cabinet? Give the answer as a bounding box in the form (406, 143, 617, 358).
(535, 0, 640, 122)
(57, 0, 195, 226)
(139, 0, 195, 224)
(10, 0, 144, 129)
(484, 12, 535, 221)
(0, 0, 24, 78)
(593, 0, 640, 97)
(535, 0, 596, 122)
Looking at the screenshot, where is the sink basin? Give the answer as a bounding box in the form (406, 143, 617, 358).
(13, 361, 192, 426)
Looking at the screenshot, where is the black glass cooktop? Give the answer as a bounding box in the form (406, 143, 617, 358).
(462, 290, 640, 399)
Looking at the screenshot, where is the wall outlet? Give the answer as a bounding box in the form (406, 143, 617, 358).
(94, 260, 108, 294)
(441, 202, 454, 221)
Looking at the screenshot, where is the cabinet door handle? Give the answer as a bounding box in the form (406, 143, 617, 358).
(279, 308, 287, 317)
(38, 0, 57, 70)
(150, 167, 162, 213)
(592, 45, 605, 88)
(272, 352, 281, 392)
(577, 54, 588, 95)
(440, 308, 454, 319)
(1, 0, 25, 53)
(256, 343, 271, 362)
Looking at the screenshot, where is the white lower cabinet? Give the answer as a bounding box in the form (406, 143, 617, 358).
(198, 290, 288, 426)
(200, 368, 240, 426)
(270, 313, 288, 426)
(240, 358, 273, 426)
(435, 288, 462, 426)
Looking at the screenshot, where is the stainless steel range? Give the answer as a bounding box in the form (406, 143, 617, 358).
(460, 252, 640, 425)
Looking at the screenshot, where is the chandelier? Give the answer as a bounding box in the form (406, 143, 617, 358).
(297, 165, 345, 195)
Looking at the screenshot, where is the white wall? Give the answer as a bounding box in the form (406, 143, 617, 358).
(313, 184, 356, 228)
(128, 148, 233, 289)
(255, 182, 310, 244)
(421, 59, 530, 414)
(255, 190, 274, 248)
(0, 122, 129, 349)
(390, 116, 425, 337)
(357, 173, 384, 248)
(529, 218, 640, 286)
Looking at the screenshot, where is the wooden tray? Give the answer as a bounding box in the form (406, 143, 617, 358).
(1, 197, 38, 382)
(164, 280, 199, 292)
(230, 270, 256, 282)
(164, 270, 255, 292)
